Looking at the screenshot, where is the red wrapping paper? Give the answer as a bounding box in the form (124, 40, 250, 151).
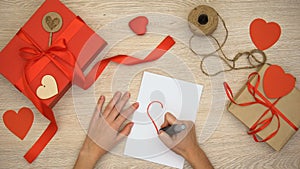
(0, 0, 107, 107)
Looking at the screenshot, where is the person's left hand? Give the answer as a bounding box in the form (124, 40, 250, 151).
(74, 92, 138, 169)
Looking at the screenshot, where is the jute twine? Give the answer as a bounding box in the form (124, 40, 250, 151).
(188, 5, 267, 76)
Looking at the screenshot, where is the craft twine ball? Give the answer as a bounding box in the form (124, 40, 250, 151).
(188, 5, 219, 36)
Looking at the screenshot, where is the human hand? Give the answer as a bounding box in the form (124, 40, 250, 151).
(74, 92, 139, 169)
(158, 112, 198, 158)
(158, 112, 213, 169)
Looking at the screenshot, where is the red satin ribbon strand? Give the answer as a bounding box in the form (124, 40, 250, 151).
(19, 29, 176, 90)
(223, 72, 298, 143)
(18, 26, 175, 162)
(73, 35, 175, 89)
(223, 82, 258, 107)
(147, 101, 164, 135)
(246, 75, 298, 131)
(247, 98, 280, 135)
(20, 72, 58, 163)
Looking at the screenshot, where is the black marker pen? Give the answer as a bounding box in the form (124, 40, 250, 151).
(160, 124, 186, 136)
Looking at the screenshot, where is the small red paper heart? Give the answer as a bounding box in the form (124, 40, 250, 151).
(250, 18, 281, 50)
(3, 107, 34, 140)
(129, 16, 148, 35)
(263, 65, 295, 99)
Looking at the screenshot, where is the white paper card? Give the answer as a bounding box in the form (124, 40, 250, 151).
(124, 72, 203, 169)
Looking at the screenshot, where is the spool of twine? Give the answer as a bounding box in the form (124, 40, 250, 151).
(188, 5, 219, 36)
(187, 5, 267, 76)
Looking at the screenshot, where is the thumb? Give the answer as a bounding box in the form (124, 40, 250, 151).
(116, 122, 134, 142)
(158, 130, 173, 148)
(161, 112, 177, 128)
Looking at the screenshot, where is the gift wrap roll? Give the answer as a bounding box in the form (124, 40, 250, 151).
(188, 5, 219, 36)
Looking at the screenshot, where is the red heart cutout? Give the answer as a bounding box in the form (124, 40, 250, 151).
(3, 107, 34, 140)
(129, 16, 148, 35)
(250, 18, 281, 50)
(263, 65, 295, 99)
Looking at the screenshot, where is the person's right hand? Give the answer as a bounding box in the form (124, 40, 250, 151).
(158, 112, 198, 159)
(158, 112, 213, 169)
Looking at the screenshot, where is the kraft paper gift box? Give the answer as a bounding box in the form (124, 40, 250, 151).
(0, 0, 107, 107)
(226, 64, 300, 151)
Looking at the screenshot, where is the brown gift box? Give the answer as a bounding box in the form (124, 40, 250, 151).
(227, 64, 300, 151)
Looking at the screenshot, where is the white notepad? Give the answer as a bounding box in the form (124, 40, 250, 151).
(124, 72, 203, 169)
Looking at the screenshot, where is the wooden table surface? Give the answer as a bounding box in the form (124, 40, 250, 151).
(0, 0, 299, 168)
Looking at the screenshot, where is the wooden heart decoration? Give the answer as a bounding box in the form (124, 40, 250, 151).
(45, 16, 60, 30)
(3, 107, 34, 140)
(250, 18, 281, 50)
(263, 65, 295, 99)
(129, 16, 148, 35)
(36, 75, 58, 100)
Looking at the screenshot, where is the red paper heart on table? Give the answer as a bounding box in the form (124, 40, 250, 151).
(263, 65, 295, 99)
(2, 107, 34, 140)
(129, 16, 148, 35)
(250, 18, 281, 50)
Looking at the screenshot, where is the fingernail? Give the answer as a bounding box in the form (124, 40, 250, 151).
(124, 91, 130, 98)
(129, 122, 134, 127)
(115, 91, 121, 96)
(133, 102, 139, 109)
(98, 95, 104, 103)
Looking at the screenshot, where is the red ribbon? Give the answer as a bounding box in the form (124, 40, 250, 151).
(72, 35, 176, 90)
(16, 22, 175, 162)
(18, 29, 76, 163)
(223, 72, 298, 142)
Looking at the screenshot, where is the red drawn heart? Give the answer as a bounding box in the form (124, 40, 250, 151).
(263, 65, 295, 99)
(250, 18, 281, 50)
(3, 107, 34, 140)
(147, 101, 164, 134)
(129, 16, 148, 35)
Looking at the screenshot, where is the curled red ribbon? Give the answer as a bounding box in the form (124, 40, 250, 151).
(16, 21, 175, 162)
(224, 72, 298, 142)
(147, 101, 164, 134)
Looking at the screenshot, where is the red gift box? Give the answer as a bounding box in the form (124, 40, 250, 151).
(0, 0, 107, 163)
(0, 0, 107, 107)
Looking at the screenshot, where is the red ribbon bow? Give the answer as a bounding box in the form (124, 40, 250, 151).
(224, 72, 298, 142)
(20, 39, 69, 60)
(19, 30, 77, 83)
